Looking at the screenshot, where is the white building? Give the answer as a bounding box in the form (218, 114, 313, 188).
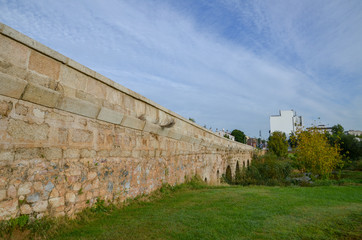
(215, 129, 235, 141)
(270, 110, 302, 137)
(347, 130, 362, 136)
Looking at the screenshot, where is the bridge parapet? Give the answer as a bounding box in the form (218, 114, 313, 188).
(0, 23, 254, 220)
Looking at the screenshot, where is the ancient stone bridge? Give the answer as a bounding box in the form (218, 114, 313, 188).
(0, 23, 254, 220)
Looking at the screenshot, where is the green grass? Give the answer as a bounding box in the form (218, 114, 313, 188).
(48, 185, 362, 240)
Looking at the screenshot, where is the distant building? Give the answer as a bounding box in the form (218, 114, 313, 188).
(346, 130, 362, 136)
(270, 110, 302, 137)
(307, 125, 332, 134)
(247, 138, 257, 148)
(215, 129, 235, 141)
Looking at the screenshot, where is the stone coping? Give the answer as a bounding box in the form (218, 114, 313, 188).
(0, 22, 253, 149)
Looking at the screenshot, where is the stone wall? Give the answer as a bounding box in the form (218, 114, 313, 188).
(0, 23, 254, 220)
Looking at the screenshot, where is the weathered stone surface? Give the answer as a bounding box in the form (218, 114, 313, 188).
(75, 89, 102, 106)
(25, 70, 55, 89)
(18, 182, 32, 195)
(8, 119, 49, 141)
(143, 121, 161, 134)
(167, 130, 182, 140)
(0, 58, 27, 81)
(110, 147, 122, 157)
(80, 149, 96, 158)
(67, 58, 96, 78)
(65, 192, 76, 203)
(64, 149, 80, 159)
(58, 128, 68, 144)
(33, 182, 43, 192)
(33, 108, 45, 119)
(28, 50, 61, 80)
(32, 201, 48, 212)
(20, 204, 32, 214)
(26, 192, 40, 203)
(0, 34, 29, 67)
(97, 107, 123, 124)
(0, 190, 6, 201)
(0, 71, 27, 99)
(121, 115, 145, 131)
(57, 96, 100, 119)
(50, 188, 59, 198)
(0, 149, 14, 163)
(22, 83, 60, 108)
(15, 103, 28, 116)
(1, 23, 67, 64)
(193, 138, 202, 145)
(59, 65, 88, 91)
(158, 128, 169, 137)
(87, 172, 97, 180)
(49, 197, 65, 208)
(73, 183, 82, 192)
(180, 135, 193, 143)
(44, 182, 55, 192)
(42, 148, 62, 160)
(15, 148, 41, 160)
(7, 185, 16, 198)
(97, 149, 110, 157)
(0, 199, 18, 219)
(72, 129, 93, 143)
(0, 100, 12, 117)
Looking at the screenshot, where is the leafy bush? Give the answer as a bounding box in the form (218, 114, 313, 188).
(296, 128, 343, 178)
(224, 165, 232, 184)
(235, 153, 293, 186)
(326, 124, 362, 162)
(234, 161, 242, 183)
(339, 134, 362, 161)
(268, 131, 288, 157)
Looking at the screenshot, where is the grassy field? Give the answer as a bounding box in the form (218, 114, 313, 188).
(48, 184, 362, 240)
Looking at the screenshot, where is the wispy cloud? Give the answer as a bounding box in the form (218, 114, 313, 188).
(0, 0, 361, 137)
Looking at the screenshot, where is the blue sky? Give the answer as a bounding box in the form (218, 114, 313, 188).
(1, 0, 361, 138)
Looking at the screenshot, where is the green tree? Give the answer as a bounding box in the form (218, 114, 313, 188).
(332, 124, 344, 136)
(225, 165, 232, 184)
(340, 134, 362, 161)
(234, 161, 241, 184)
(327, 124, 362, 161)
(288, 132, 298, 149)
(296, 128, 343, 178)
(231, 129, 246, 143)
(268, 131, 288, 157)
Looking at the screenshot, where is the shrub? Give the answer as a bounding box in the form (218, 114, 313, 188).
(268, 131, 288, 157)
(296, 128, 343, 178)
(236, 153, 293, 186)
(234, 161, 242, 184)
(339, 134, 362, 161)
(224, 165, 232, 184)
